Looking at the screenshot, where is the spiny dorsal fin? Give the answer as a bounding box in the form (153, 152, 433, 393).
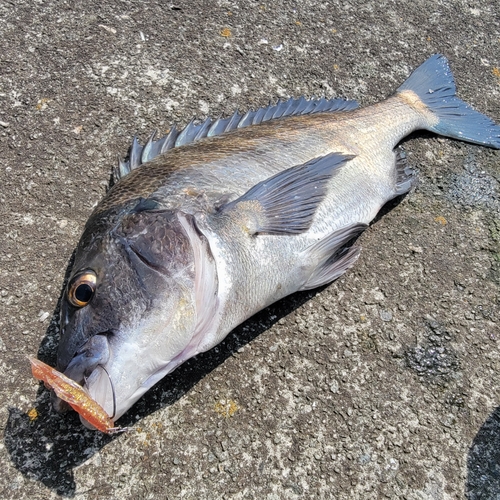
(114, 96, 358, 182)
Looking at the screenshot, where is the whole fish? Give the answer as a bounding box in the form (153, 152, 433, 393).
(51, 54, 500, 429)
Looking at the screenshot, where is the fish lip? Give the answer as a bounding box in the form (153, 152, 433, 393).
(51, 391, 71, 414)
(63, 332, 112, 383)
(52, 333, 112, 414)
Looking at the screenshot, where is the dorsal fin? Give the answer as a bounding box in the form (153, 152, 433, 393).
(114, 96, 358, 182)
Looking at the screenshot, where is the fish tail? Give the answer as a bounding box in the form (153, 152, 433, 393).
(397, 54, 500, 149)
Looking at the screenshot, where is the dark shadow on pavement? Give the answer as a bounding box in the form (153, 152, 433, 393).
(4, 283, 320, 497)
(466, 406, 500, 500)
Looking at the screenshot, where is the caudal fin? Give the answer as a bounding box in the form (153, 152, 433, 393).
(397, 54, 500, 149)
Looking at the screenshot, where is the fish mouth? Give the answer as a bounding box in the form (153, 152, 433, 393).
(52, 333, 116, 427)
(63, 333, 111, 383)
(53, 364, 118, 430)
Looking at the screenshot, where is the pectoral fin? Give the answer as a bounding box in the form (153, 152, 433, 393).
(220, 152, 355, 235)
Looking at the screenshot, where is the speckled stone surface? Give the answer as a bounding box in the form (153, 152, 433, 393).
(1, 1, 499, 498)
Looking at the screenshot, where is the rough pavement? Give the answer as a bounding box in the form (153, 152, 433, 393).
(1, 0, 500, 498)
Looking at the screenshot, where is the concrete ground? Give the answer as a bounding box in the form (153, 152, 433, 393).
(1, 0, 500, 498)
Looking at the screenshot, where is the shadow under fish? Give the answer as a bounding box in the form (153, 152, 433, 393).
(5, 284, 321, 496)
(466, 406, 500, 499)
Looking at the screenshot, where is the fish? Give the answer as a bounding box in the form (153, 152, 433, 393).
(49, 54, 500, 430)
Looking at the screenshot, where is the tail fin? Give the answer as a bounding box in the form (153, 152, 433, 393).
(397, 54, 500, 149)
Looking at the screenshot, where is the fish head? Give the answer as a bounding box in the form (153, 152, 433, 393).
(55, 204, 198, 426)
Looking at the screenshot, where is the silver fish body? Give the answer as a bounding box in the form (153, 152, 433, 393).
(54, 55, 500, 427)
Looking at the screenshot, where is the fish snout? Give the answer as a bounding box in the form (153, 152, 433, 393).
(63, 334, 111, 384)
(51, 334, 111, 415)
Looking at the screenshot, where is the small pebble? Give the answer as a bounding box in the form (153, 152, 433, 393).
(330, 380, 339, 393)
(380, 310, 393, 322)
(38, 311, 50, 322)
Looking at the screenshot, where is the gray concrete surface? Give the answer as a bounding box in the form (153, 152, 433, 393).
(1, 0, 499, 498)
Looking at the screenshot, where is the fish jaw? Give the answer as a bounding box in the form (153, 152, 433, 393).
(81, 356, 174, 426)
(79, 286, 198, 423)
(57, 292, 199, 426)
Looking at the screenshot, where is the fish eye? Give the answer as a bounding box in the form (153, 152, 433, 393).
(68, 271, 97, 308)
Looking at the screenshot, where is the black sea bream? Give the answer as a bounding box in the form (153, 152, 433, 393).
(51, 55, 500, 428)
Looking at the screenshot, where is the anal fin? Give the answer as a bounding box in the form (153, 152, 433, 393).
(393, 148, 417, 197)
(300, 223, 367, 290)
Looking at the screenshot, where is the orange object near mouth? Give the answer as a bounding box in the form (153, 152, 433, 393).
(29, 357, 126, 435)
